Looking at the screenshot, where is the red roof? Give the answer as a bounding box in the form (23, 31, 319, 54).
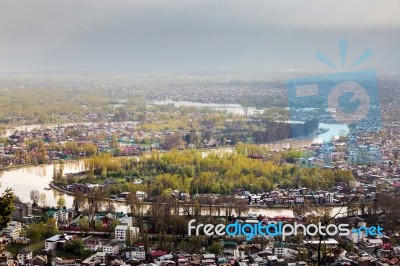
(150, 250, 168, 257)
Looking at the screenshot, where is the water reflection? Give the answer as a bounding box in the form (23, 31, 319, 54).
(1, 124, 350, 216)
(0, 159, 349, 217)
(0, 161, 84, 208)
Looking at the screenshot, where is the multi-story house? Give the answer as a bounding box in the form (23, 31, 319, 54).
(102, 241, 120, 254)
(114, 225, 139, 243)
(17, 249, 32, 265)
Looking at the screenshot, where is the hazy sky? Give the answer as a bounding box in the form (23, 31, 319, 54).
(0, 0, 399, 73)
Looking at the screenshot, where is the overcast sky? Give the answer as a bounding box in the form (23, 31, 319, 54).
(0, 0, 399, 73)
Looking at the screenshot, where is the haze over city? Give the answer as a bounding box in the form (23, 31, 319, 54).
(0, 0, 399, 73)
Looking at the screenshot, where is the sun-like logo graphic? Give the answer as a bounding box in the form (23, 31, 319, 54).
(315, 39, 374, 125)
(315, 39, 373, 69)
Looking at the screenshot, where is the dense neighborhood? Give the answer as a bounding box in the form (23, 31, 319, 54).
(0, 120, 400, 265)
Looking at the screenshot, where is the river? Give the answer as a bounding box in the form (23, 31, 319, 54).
(4, 122, 96, 137)
(1, 103, 349, 216)
(150, 100, 261, 116)
(0, 157, 350, 218)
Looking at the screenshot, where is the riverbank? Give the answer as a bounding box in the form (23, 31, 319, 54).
(49, 181, 347, 212)
(0, 159, 352, 217)
(1, 126, 327, 172)
(0, 158, 79, 172)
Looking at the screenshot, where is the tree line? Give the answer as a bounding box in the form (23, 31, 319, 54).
(52, 145, 357, 198)
(252, 119, 319, 143)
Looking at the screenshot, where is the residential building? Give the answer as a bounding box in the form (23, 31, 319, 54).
(54, 208, 74, 224)
(273, 242, 287, 256)
(53, 258, 81, 266)
(45, 234, 73, 252)
(1, 221, 21, 239)
(102, 241, 120, 254)
(17, 249, 32, 265)
(294, 195, 304, 205)
(325, 193, 334, 203)
(119, 216, 133, 227)
(12, 202, 32, 221)
(272, 242, 297, 258)
(150, 251, 168, 262)
(126, 247, 146, 261)
(82, 252, 106, 265)
(136, 191, 147, 201)
(83, 238, 102, 252)
(25, 255, 47, 266)
(13, 237, 30, 245)
(350, 222, 367, 243)
(0, 251, 12, 266)
(114, 225, 139, 243)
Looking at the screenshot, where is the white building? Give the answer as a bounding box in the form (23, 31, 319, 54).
(325, 193, 334, 203)
(294, 195, 304, 204)
(126, 248, 146, 261)
(136, 191, 147, 201)
(53, 258, 81, 266)
(349, 180, 360, 189)
(156, 254, 174, 266)
(82, 252, 106, 265)
(54, 209, 73, 223)
(273, 242, 298, 258)
(17, 249, 32, 265)
(119, 216, 133, 227)
(103, 241, 120, 254)
(84, 238, 102, 252)
(249, 194, 261, 204)
(115, 225, 139, 243)
(350, 222, 367, 244)
(45, 234, 73, 251)
(304, 238, 338, 248)
(1, 221, 21, 239)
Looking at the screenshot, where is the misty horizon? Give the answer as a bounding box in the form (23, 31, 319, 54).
(0, 0, 399, 73)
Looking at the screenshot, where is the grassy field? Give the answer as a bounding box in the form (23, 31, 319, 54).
(6, 240, 91, 259)
(26, 241, 45, 254)
(5, 240, 45, 256)
(5, 244, 25, 256)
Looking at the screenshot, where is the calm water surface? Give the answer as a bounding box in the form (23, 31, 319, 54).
(1, 160, 349, 217)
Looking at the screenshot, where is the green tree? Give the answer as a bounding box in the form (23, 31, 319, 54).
(110, 134, 119, 150)
(45, 218, 59, 237)
(207, 241, 223, 255)
(64, 238, 90, 257)
(57, 196, 66, 209)
(0, 188, 14, 230)
(25, 219, 59, 242)
(73, 189, 85, 213)
(39, 192, 47, 207)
